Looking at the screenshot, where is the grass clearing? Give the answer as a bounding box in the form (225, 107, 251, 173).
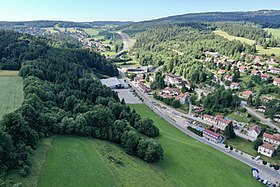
(265, 28, 280, 39)
(227, 113, 250, 123)
(0, 75, 23, 119)
(83, 28, 100, 36)
(129, 104, 262, 187)
(43, 27, 58, 34)
(214, 30, 280, 56)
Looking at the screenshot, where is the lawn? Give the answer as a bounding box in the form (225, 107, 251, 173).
(23, 104, 262, 187)
(83, 28, 100, 36)
(265, 28, 280, 39)
(129, 104, 262, 187)
(227, 113, 250, 123)
(214, 30, 280, 56)
(0, 73, 23, 119)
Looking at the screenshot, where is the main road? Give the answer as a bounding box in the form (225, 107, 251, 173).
(119, 70, 280, 184)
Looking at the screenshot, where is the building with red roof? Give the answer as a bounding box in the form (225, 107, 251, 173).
(258, 143, 275, 157)
(203, 129, 223, 143)
(273, 77, 280, 87)
(263, 133, 280, 147)
(247, 125, 262, 140)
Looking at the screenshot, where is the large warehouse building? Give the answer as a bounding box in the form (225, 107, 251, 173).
(100, 77, 127, 89)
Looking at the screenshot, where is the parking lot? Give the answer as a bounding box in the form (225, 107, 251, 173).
(114, 89, 142, 104)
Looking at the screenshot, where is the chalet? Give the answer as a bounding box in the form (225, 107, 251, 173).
(262, 96, 273, 103)
(239, 66, 247, 73)
(258, 143, 275, 157)
(203, 114, 217, 124)
(203, 129, 223, 143)
(217, 69, 226, 75)
(241, 90, 253, 98)
(257, 106, 266, 113)
(216, 116, 231, 130)
(251, 70, 261, 76)
(269, 67, 280, 75)
(230, 82, 240, 90)
(162, 87, 180, 96)
(261, 73, 271, 80)
(164, 74, 183, 87)
(274, 115, 280, 122)
(224, 75, 233, 82)
(247, 125, 262, 140)
(175, 92, 190, 104)
(138, 83, 151, 93)
(263, 133, 280, 147)
(273, 78, 280, 87)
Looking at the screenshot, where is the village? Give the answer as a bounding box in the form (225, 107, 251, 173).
(116, 50, 280, 163)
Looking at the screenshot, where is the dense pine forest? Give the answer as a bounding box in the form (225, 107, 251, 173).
(0, 30, 163, 180)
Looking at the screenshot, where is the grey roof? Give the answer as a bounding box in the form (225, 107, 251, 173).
(100, 77, 122, 87)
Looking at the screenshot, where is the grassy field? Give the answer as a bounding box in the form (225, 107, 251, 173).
(23, 104, 262, 187)
(227, 113, 250, 123)
(0, 72, 23, 119)
(214, 30, 280, 56)
(83, 28, 100, 36)
(43, 27, 58, 34)
(265, 28, 280, 39)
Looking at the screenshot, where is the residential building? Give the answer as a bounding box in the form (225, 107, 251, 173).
(224, 75, 233, 82)
(247, 125, 262, 140)
(273, 78, 280, 87)
(203, 129, 223, 143)
(261, 73, 272, 80)
(269, 67, 280, 75)
(175, 92, 190, 104)
(217, 69, 226, 75)
(216, 116, 231, 130)
(251, 70, 261, 76)
(138, 83, 151, 93)
(230, 82, 240, 89)
(162, 87, 180, 96)
(257, 106, 266, 113)
(274, 115, 280, 122)
(203, 114, 217, 124)
(258, 143, 275, 157)
(241, 90, 253, 98)
(239, 66, 247, 73)
(263, 133, 280, 147)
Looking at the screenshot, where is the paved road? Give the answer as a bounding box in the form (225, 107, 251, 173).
(119, 70, 280, 184)
(241, 101, 280, 132)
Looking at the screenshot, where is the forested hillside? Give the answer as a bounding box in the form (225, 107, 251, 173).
(131, 23, 255, 83)
(0, 30, 163, 182)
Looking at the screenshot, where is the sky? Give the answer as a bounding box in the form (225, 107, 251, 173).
(0, 0, 280, 22)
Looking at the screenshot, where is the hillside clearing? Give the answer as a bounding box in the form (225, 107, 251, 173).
(214, 30, 280, 56)
(0, 75, 23, 119)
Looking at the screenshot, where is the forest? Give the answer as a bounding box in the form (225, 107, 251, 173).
(0, 30, 163, 180)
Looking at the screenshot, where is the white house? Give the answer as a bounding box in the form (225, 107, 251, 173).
(258, 143, 275, 157)
(216, 115, 231, 130)
(203, 114, 217, 124)
(247, 125, 262, 140)
(230, 82, 240, 90)
(263, 133, 280, 148)
(269, 67, 280, 75)
(257, 106, 266, 113)
(273, 78, 280, 87)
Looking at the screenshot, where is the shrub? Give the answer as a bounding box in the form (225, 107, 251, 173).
(230, 146, 233, 150)
(273, 165, 279, 170)
(20, 165, 30, 177)
(225, 145, 228, 148)
(262, 160, 267, 165)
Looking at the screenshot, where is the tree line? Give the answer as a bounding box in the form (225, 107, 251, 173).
(0, 30, 163, 182)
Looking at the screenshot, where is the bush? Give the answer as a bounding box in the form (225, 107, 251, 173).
(230, 146, 233, 150)
(20, 165, 30, 177)
(273, 165, 279, 170)
(262, 160, 267, 165)
(225, 145, 228, 148)
(187, 126, 203, 136)
(240, 108, 247, 113)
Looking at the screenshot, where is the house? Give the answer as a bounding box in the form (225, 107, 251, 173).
(268, 58, 277, 65)
(258, 143, 275, 157)
(203, 129, 223, 143)
(251, 70, 261, 76)
(164, 74, 185, 88)
(193, 106, 204, 113)
(261, 73, 271, 80)
(242, 90, 253, 98)
(247, 125, 262, 140)
(273, 78, 280, 87)
(224, 75, 233, 82)
(216, 116, 231, 130)
(134, 75, 145, 84)
(217, 69, 226, 75)
(263, 133, 280, 147)
(175, 92, 190, 104)
(230, 82, 240, 90)
(257, 106, 266, 113)
(262, 96, 273, 103)
(269, 67, 280, 75)
(239, 66, 247, 73)
(274, 115, 280, 122)
(203, 114, 217, 124)
(138, 83, 151, 93)
(162, 87, 180, 96)
(205, 51, 222, 58)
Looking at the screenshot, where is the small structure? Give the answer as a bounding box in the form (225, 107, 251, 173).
(247, 125, 262, 140)
(217, 69, 226, 75)
(263, 133, 280, 147)
(216, 116, 231, 130)
(239, 66, 247, 73)
(138, 83, 151, 93)
(224, 75, 233, 82)
(258, 143, 275, 157)
(273, 77, 280, 87)
(241, 90, 253, 98)
(230, 82, 240, 90)
(274, 115, 280, 122)
(203, 129, 223, 143)
(261, 73, 271, 80)
(175, 92, 190, 104)
(257, 106, 266, 113)
(100, 77, 127, 89)
(269, 67, 280, 75)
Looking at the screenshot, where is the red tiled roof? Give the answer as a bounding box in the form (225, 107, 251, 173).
(249, 125, 262, 135)
(203, 129, 221, 139)
(231, 82, 240, 86)
(263, 133, 280, 142)
(274, 78, 280, 83)
(260, 143, 275, 151)
(243, 90, 253, 96)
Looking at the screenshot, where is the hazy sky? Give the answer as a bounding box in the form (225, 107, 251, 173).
(0, 0, 280, 22)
